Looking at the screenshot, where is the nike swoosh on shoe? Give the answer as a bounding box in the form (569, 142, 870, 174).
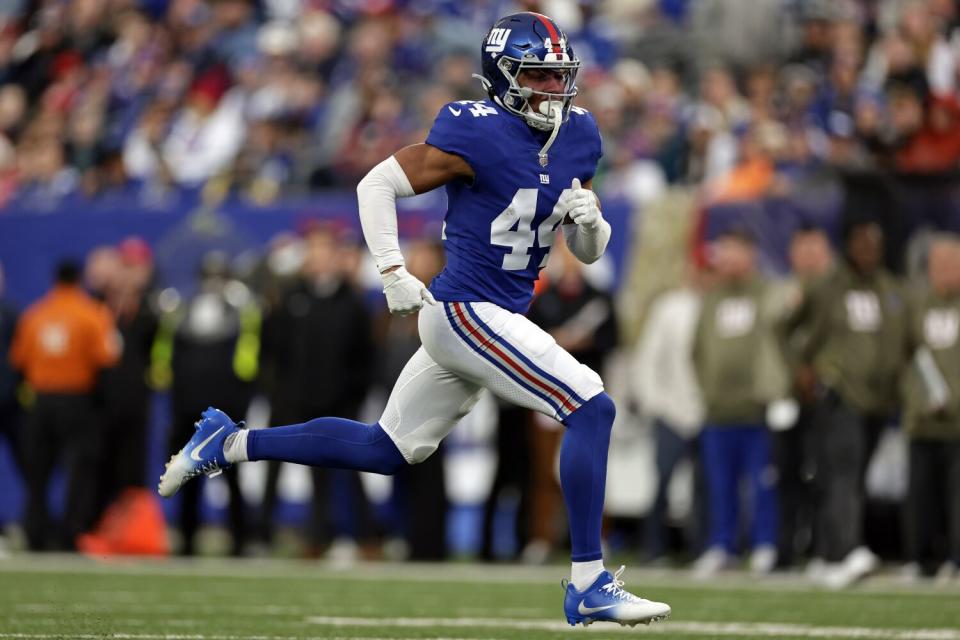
(578, 602, 617, 615)
(189, 427, 224, 461)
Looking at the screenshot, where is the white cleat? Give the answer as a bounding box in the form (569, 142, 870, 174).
(563, 566, 671, 627)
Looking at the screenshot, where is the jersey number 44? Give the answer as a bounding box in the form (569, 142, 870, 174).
(490, 187, 573, 271)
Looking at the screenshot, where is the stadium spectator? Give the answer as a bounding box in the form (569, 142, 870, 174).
(83, 244, 121, 303)
(632, 263, 705, 565)
(95, 237, 159, 512)
(885, 72, 960, 173)
(900, 236, 960, 581)
(10, 128, 78, 212)
(162, 66, 245, 187)
(2, 0, 960, 207)
(791, 220, 906, 588)
(154, 252, 257, 555)
(257, 224, 375, 559)
(9, 259, 120, 550)
(692, 229, 782, 577)
(122, 98, 176, 188)
(770, 226, 835, 568)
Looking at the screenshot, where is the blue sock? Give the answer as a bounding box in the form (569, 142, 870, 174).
(560, 392, 615, 562)
(247, 418, 407, 475)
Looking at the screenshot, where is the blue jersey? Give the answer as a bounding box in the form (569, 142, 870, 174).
(424, 99, 603, 314)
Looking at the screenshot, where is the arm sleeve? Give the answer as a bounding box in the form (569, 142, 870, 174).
(356, 155, 415, 273)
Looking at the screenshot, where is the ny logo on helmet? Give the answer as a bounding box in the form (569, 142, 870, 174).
(485, 28, 511, 54)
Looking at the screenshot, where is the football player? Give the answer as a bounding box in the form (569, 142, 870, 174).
(159, 12, 670, 627)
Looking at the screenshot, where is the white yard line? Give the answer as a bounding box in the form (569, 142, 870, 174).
(305, 616, 960, 639)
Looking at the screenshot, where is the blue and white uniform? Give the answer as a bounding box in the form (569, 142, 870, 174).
(378, 100, 607, 463)
(426, 98, 602, 313)
(159, 12, 670, 626)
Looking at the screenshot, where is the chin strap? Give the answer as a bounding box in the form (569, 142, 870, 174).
(538, 103, 563, 167)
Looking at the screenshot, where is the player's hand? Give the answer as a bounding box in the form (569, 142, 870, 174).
(561, 178, 602, 230)
(380, 266, 437, 316)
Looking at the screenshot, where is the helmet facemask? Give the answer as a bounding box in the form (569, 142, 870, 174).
(493, 55, 579, 131)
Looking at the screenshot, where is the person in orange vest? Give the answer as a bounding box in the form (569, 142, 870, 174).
(9, 259, 120, 550)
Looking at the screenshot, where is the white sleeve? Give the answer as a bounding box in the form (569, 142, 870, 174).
(561, 218, 611, 264)
(357, 156, 416, 273)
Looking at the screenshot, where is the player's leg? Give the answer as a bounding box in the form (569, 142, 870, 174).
(158, 348, 481, 498)
(157, 407, 405, 498)
(246, 346, 481, 467)
(419, 301, 669, 626)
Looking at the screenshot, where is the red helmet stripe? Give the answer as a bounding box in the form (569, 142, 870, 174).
(531, 12, 563, 54)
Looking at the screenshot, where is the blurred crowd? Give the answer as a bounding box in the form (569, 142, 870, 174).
(0, 0, 959, 589)
(3, 0, 960, 212)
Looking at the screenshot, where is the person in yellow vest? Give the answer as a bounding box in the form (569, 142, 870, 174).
(151, 251, 260, 556)
(900, 236, 960, 581)
(9, 260, 120, 550)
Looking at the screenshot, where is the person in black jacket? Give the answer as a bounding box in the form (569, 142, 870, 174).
(95, 237, 159, 514)
(258, 224, 375, 556)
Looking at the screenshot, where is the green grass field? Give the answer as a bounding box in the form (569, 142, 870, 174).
(1, 555, 958, 640)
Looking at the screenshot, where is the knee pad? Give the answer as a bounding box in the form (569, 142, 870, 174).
(564, 391, 616, 434)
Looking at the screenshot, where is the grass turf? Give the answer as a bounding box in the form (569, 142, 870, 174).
(1, 555, 958, 639)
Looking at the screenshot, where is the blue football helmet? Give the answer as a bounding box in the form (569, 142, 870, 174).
(477, 12, 580, 131)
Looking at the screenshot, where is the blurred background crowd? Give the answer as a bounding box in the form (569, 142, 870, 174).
(1, 0, 960, 210)
(1, 0, 960, 590)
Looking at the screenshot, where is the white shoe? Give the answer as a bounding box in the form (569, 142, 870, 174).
(325, 537, 359, 569)
(817, 563, 853, 590)
(818, 547, 879, 590)
(935, 561, 957, 585)
(749, 545, 777, 575)
(844, 546, 879, 580)
(692, 547, 729, 579)
(805, 557, 826, 581)
(899, 562, 921, 584)
(563, 566, 671, 627)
